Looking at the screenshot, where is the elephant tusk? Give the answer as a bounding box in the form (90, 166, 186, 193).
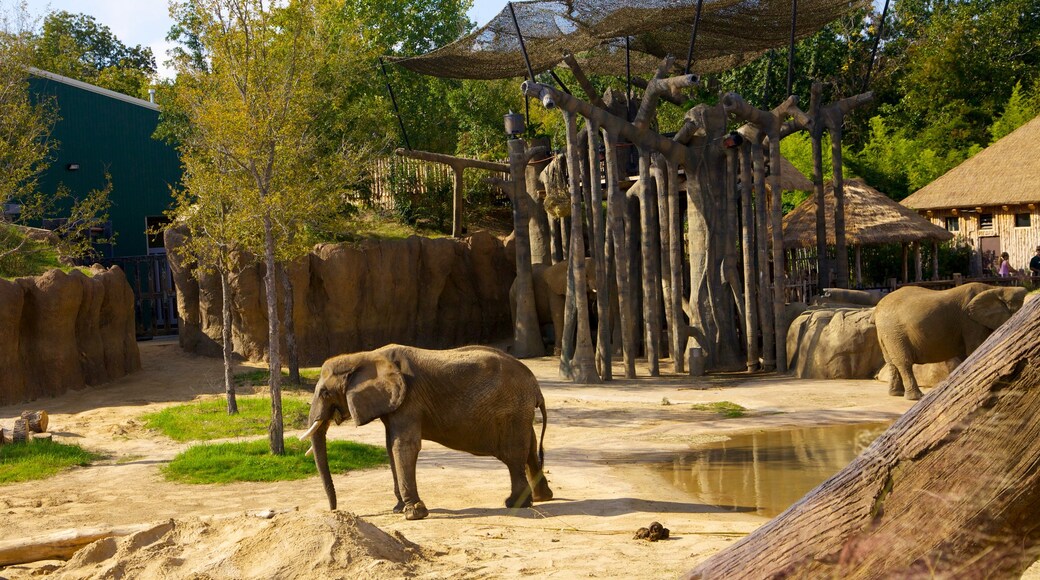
(305, 446, 314, 457)
(299, 420, 322, 440)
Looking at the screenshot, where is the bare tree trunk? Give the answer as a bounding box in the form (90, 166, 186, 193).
(652, 155, 677, 370)
(262, 213, 284, 455)
(637, 149, 661, 376)
(603, 130, 638, 378)
(829, 124, 848, 288)
(561, 110, 599, 383)
(508, 137, 546, 359)
(767, 135, 788, 372)
(723, 147, 746, 349)
(549, 218, 564, 264)
(218, 256, 238, 415)
(279, 263, 300, 386)
(752, 142, 776, 370)
(666, 159, 686, 373)
(810, 82, 829, 289)
(686, 297, 1040, 578)
(587, 119, 611, 380)
(739, 145, 760, 372)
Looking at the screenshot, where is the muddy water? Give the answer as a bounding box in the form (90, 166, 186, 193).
(653, 422, 891, 517)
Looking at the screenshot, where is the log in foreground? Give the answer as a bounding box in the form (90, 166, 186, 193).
(0, 522, 171, 566)
(686, 297, 1040, 578)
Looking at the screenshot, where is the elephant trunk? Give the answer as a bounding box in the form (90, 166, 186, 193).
(308, 420, 336, 510)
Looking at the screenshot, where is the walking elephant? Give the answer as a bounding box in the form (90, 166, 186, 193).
(875, 283, 1026, 400)
(300, 344, 553, 520)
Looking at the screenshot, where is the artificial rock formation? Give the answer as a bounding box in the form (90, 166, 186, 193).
(0, 266, 140, 406)
(167, 230, 515, 364)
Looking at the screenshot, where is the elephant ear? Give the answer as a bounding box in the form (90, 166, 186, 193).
(345, 353, 407, 426)
(967, 288, 1013, 330)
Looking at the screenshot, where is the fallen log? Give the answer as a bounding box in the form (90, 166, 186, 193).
(0, 522, 170, 566)
(21, 410, 48, 433)
(685, 296, 1040, 578)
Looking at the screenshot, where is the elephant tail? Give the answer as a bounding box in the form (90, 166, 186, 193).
(537, 392, 548, 468)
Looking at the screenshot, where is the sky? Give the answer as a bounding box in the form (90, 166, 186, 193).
(20, 0, 506, 79)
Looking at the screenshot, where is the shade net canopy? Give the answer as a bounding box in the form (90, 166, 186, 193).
(389, 0, 869, 79)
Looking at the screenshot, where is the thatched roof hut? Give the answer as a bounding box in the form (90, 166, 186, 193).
(901, 114, 1040, 209)
(783, 179, 953, 285)
(772, 156, 814, 192)
(783, 179, 953, 249)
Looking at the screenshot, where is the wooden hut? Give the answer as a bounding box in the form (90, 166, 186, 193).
(901, 114, 1040, 276)
(783, 179, 954, 288)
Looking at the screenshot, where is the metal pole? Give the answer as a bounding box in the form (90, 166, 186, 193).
(378, 57, 411, 151)
(508, 2, 537, 81)
(549, 69, 573, 95)
(862, 0, 891, 92)
(683, 0, 705, 75)
(762, 50, 775, 107)
(787, 0, 798, 97)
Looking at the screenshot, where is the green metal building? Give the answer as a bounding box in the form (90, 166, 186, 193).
(26, 68, 181, 258)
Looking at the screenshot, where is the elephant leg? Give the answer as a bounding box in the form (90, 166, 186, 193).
(885, 363, 905, 397)
(500, 429, 535, 509)
(388, 424, 428, 520)
(504, 459, 534, 509)
(898, 364, 923, 401)
(385, 428, 405, 514)
(525, 428, 553, 502)
(550, 293, 566, 355)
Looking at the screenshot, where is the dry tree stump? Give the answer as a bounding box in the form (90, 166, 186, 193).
(0, 427, 6, 446)
(21, 410, 48, 433)
(32, 432, 52, 442)
(12, 419, 28, 443)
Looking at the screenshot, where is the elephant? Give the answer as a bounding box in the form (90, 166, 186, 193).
(509, 257, 598, 354)
(300, 344, 554, 520)
(874, 283, 1026, 400)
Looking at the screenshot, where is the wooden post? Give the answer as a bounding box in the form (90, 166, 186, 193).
(902, 242, 910, 283)
(667, 159, 687, 373)
(752, 142, 775, 370)
(809, 82, 828, 289)
(451, 167, 464, 237)
(652, 154, 677, 370)
(740, 144, 761, 372)
(587, 119, 611, 380)
(506, 138, 545, 358)
(914, 241, 923, 282)
(637, 149, 661, 376)
(603, 130, 638, 378)
(855, 245, 863, 287)
(932, 241, 940, 280)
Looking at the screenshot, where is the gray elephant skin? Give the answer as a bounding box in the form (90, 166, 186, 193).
(875, 283, 1026, 401)
(301, 344, 554, 520)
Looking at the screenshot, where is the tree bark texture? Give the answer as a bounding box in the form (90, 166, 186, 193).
(0, 522, 172, 566)
(603, 130, 638, 378)
(279, 264, 300, 386)
(810, 82, 829, 288)
(587, 119, 612, 380)
(21, 410, 48, 433)
(739, 145, 761, 372)
(560, 110, 599, 383)
(666, 159, 687, 373)
(262, 213, 284, 455)
(507, 138, 546, 359)
(652, 155, 677, 370)
(526, 157, 553, 266)
(686, 296, 1040, 578)
(218, 260, 238, 414)
(752, 142, 776, 370)
(637, 150, 662, 376)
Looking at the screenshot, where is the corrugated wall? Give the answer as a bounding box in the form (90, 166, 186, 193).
(30, 76, 181, 258)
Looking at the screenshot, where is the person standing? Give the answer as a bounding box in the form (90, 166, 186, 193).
(1030, 246, 1040, 276)
(998, 252, 1017, 277)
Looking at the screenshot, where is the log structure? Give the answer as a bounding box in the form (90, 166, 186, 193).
(686, 295, 1040, 577)
(12, 418, 28, 443)
(21, 410, 48, 433)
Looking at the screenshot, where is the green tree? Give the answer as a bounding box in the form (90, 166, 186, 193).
(989, 80, 1040, 143)
(168, 0, 342, 454)
(30, 10, 156, 99)
(1, 3, 111, 274)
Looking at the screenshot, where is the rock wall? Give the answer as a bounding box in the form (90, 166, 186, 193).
(166, 230, 516, 364)
(0, 266, 141, 406)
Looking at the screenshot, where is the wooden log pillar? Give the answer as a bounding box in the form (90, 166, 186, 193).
(587, 120, 612, 380)
(685, 297, 1040, 578)
(809, 82, 829, 290)
(652, 155, 677, 369)
(451, 167, 464, 237)
(667, 159, 687, 373)
(752, 142, 776, 370)
(21, 410, 48, 433)
(914, 241, 923, 282)
(902, 242, 910, 283)
(767, 134, 788, 372)
(506, 138, 545, 358)
(603, 131, 638, 378)
(739, 144, 761, 372)
(13, 418, 28, 443)
(855, 244, 863, 287)
(637, 150, 662, 376)
(932, 241, 940, 280)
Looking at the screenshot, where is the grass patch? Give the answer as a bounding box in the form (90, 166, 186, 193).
(162, 438, 387, 484)
(234, 367, 321, 388)
(690, 401, 748, 419)
(142, 396, 311, 442)
(0, 440, 99, 484)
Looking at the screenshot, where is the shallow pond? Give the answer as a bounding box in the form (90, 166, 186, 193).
(649, 422, 891, 517)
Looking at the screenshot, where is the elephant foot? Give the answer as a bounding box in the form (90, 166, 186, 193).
(905, 388, 923, 401)
(392, 500, 405, 514)
(404, 501, 428, 520)
(505, 492, 533, 509)
(532, 483, 554, 502)
(888, 386, 904, 397)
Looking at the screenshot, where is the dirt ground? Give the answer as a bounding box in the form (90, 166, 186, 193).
(0, 338, 921, 579)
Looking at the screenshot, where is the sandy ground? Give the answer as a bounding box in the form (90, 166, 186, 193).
(0, 339, 920, 579)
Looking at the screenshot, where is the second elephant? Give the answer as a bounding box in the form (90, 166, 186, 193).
(875, 282, 1026, 400)
(509, 258, 598, 354)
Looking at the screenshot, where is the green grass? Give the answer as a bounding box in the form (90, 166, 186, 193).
(0, 440, 99, 484)
(690, 401, 748, 419)
(234, 367, 321, 388)
(142, 396, 311, 442)
(162, 438, 387, 484)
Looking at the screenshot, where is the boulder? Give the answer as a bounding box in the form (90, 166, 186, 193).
(787, 307, 884, 379)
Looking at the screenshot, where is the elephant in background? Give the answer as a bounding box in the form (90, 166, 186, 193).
(300, 344, 553, 520)
(509, 258, 598, 354)
(875, 283, 1026, 400)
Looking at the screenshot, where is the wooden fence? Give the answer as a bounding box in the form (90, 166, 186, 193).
(364, 156, 454, 211)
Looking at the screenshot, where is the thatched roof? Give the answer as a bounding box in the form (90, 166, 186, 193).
(783, 179, 954, 249)
(901, 113, 1040, 210)
(771, 156, 814, 192)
